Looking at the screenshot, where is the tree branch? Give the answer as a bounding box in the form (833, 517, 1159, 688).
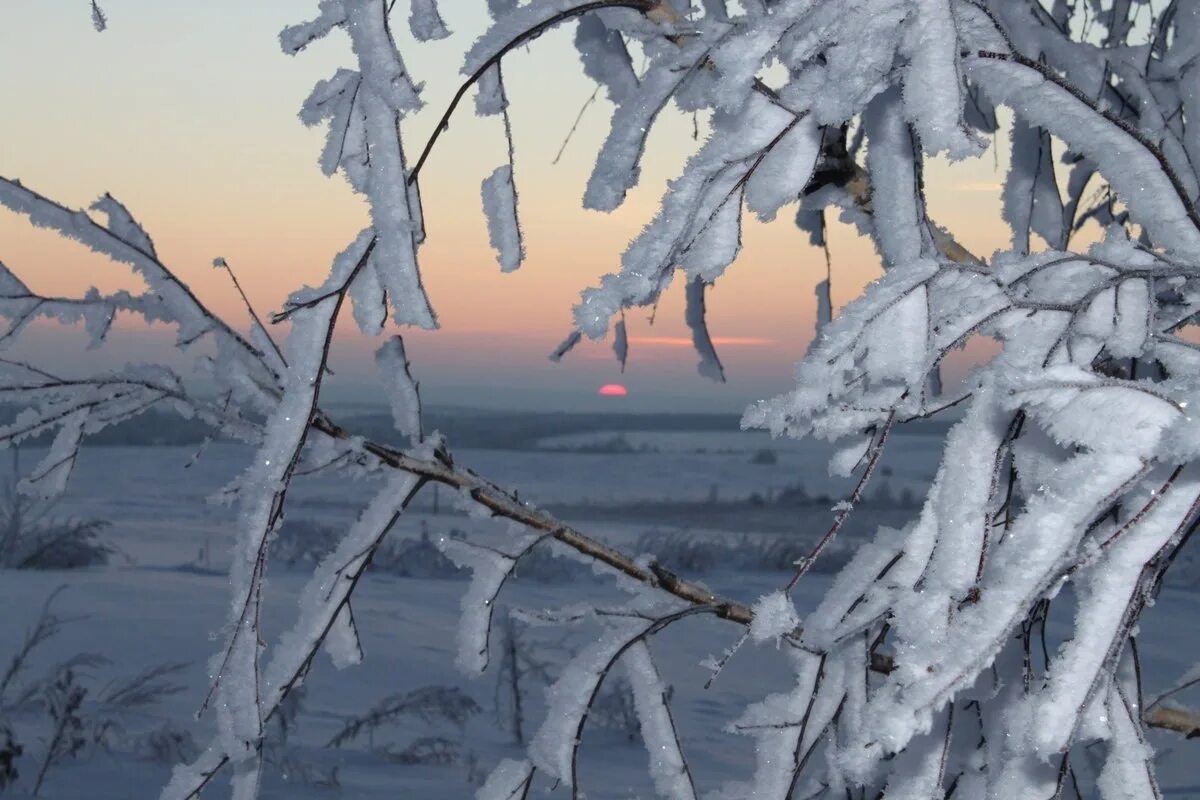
(309, 413, 755, 625)
(1145, 703, 1200, 738)
(975, 49, 1200, 235)
(407, 0, 658, 187)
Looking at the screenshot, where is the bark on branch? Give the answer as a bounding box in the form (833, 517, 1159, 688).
(1145, 704, 1200, 739)
(309, 412, 756, 625)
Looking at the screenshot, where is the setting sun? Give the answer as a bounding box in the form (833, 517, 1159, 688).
(597, 383, 629, 397)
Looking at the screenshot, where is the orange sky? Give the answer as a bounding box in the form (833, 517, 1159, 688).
(0, 2, 1051, 410)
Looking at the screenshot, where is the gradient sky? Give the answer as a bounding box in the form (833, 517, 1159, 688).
(0, 2, 1054, 411)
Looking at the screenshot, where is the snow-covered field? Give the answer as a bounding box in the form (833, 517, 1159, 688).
(1, 438, 1198, 798)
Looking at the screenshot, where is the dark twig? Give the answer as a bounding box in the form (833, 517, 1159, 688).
(786, 411, 896, 592)
(407, 0, 657, 187)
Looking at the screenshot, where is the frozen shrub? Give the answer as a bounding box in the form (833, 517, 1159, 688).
(327, 685, 480, 770)
(273, 521, 462, 579)
(269, 519, 340, 567)
(749, 448, 777, 465)
(493, 616, 558, 746)
(508, 546, 597, 584)
(0, 484, 112, 570)
(385, 736, 461, 766)
(588, 676, 640, 742)
(0, 590, 189, 795)
(130, 722, 198, 765)
(376, 529, 466, 579)
(636, 530, 855, 575)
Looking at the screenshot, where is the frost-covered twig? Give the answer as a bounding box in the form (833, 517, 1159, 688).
(527, 605, 712, 797)
(325, 686, 481, 749)
(973, 48, 1200, 235)
(786, 410, 896, 592)
(313, 413, 756, 624)
(0, 587, 71, 707)
(407, 0, 658, 185)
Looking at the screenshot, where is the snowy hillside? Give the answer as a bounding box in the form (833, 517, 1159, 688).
(2, 436, 1198, 798)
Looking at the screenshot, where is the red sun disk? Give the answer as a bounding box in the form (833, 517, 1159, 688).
(597, 384, 629, 397)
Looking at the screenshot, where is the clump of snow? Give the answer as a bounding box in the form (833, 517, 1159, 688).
(749, 590, 800, 644)
(408, 0, 450, 42)
(624, 642, 698, 800)
(481, 165, 524, 273)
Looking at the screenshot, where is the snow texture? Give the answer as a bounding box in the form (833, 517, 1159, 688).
(481, 165, 525, 273)
(437, 532, 540, 676)
(684, 279, 725, 382)
(409, 0, 451, 42)
(574, 14, 638, 104)
(476, 758, 534, 800)
(744, 114, 821, 222)
(748, 591, 800, 644)
(623, 642, 698, 800)
(376, 335, 423, 443)
(528, 613, 653, 785)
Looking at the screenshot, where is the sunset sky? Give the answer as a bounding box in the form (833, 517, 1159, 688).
(0, 2, 1044, 411)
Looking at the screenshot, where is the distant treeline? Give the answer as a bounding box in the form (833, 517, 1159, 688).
(0, 407, 217, 447)
(1, 405, 954, 450)
(0, 405, 741, 450)
(350, 409, 743, 451)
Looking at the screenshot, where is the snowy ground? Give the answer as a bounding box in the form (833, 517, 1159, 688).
(1, 437, 1198, 798)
